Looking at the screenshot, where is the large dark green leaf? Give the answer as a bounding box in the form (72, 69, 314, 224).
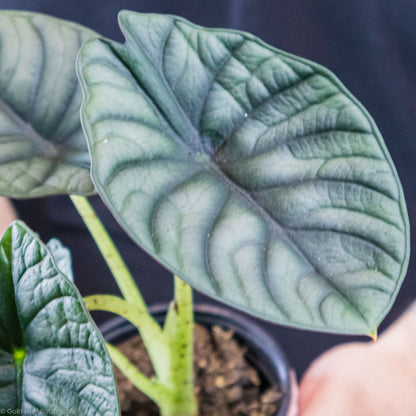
(78, 11, 409, 335)
(0, 11, 96, 197)
(0, 221, 119, 415)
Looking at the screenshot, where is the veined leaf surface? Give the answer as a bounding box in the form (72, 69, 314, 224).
(0, 221, 119, 415)
(78, 11, 409, 335)
(0, 11, 96, 197)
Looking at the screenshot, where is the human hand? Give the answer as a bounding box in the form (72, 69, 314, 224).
(0, 197, 17, 234)
(288, 370, 299, 416)
(298, 304, 416, 416)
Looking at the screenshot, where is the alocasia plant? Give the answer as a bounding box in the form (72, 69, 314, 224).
(0, 9, 410, 416)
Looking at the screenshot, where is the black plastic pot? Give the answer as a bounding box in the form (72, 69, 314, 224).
(100, 303, 292, 416)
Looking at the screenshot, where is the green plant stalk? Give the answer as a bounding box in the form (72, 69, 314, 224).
(162, 276, 198, 416)
(85, 294, 173, 408)
(71, 196, 171, 378)
(107, 343, 196, 416)
(87, 293, 197, 416)
(106, 343, 171, 405)
(84, 294, 170, 365)
(72, 196, 198, 415)
(70, 195, 145, 308)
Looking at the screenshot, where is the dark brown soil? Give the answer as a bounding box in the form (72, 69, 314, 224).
(115, 324, 282, 416)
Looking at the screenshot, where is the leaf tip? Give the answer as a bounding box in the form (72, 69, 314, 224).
(117, 9, 130, 24)
(367, 328, 378, 342)
(9, 219, 30, 234)
(117, 9, 142, 28)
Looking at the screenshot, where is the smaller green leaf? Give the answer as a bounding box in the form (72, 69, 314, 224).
(0, 221, 119, 415)
(47, 238, 74, 282)
(0, 11, 97, 198)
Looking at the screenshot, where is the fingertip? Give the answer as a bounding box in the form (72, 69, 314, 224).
(287, 370, 299, 416)
(298, 370, 328, 415)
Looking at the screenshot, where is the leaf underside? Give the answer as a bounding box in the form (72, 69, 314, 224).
(0, 221, 119, 415)
(78, 11, 409, 335)
(0, 11, 96, 197)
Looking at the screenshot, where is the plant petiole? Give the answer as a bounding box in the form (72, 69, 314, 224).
(70, 195, 146, 309)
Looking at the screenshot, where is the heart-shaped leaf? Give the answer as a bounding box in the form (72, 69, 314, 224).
(0, 11, 96, 197)
(78, 11, 409, 335)
(0, 221, 119, 415)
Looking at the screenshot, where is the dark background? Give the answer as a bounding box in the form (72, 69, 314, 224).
(3, 0, 416, 376)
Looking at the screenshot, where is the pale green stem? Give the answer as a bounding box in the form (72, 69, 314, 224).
(71, 196, 197, 415)
(87, 292, 197, 415)
(162, 276, 197, 416)
(84, 295, 164, 343)
(106, 343, 171, 406)
(70, 195, 145, 308)
(84, 294, 170, 379)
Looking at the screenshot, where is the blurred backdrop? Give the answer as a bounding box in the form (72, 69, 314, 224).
(3, 0, 416, 375)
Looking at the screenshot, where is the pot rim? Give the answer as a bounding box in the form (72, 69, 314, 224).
(100, 303, 292, 416)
